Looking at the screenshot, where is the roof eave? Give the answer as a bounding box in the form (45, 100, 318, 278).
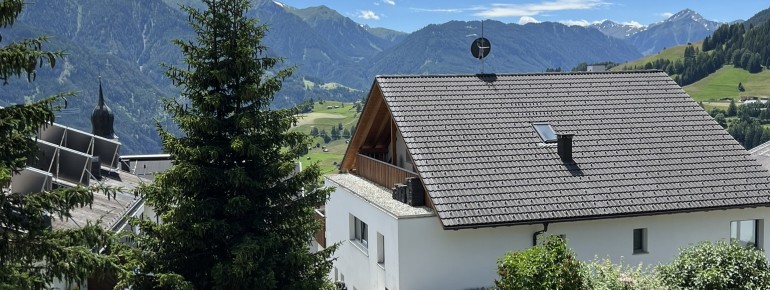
(440, 203, 770, 230)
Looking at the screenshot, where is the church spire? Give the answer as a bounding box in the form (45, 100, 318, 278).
(98, 77, 105, 107)
(91, 77, 115, 139)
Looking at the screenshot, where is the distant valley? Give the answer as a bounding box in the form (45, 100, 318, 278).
(0, 0, 758, 154)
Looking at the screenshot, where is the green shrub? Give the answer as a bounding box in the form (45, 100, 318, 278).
(582, 258, 664, 290)
(495, 236, 583, 290)
(657, 241, 770, 290)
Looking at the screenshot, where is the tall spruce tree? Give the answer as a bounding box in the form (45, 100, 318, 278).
(118, 0, 335, 289)
(0, 1, 117, 288)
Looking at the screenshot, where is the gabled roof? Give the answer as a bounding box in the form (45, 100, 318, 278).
(749, 140, 770, 170)
(363, 71, 770, 229)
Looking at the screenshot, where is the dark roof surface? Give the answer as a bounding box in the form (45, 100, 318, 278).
(377, 71, 770, 228)
(749, 140, 770, 170)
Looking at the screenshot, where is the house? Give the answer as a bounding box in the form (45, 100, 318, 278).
(750, 141, 770, 170)
(587, 64, 606, 72)
(7, 80, 156, 290)
(323, 71, 770, 290)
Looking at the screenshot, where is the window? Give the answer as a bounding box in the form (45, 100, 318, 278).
(377, 233, 385, 264)
(353, 216, 368, 248)
(533, 123, 557, 143)
(633, 228, 647, 254)
(731, 219, 763, 248)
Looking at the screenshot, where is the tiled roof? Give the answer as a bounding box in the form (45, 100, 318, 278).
(52, 170, 146, 231)
(749, 140, 770, 170)
(377, 71, 770, 229)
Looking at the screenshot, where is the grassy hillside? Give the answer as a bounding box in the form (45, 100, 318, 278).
(611, 42, 702, 71)
(292, 101, 361, 175)
(684, 65, 770, 101)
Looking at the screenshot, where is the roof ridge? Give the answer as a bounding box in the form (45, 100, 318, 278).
(375, 70, 664, 79)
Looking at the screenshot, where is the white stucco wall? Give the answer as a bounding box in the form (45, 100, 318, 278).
(326, 179, 404, 290)
(327, 177, 770, 290)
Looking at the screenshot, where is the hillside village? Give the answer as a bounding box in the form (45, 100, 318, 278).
(4, 0, 770, 289)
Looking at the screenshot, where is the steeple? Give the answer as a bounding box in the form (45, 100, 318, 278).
(91, 77, 115, 139)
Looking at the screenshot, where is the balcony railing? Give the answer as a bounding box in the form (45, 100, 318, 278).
(355, 153, 418, 189)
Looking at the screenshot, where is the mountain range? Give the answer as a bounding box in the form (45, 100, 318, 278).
(590, 9, 723, 55)
(1, 0, 764, 154)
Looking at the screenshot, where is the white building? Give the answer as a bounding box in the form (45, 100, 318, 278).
(323, 71, 770, 290)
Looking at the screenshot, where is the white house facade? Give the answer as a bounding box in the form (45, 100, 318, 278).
(326, 174, 769, 290)
(325, 71, 770, 290)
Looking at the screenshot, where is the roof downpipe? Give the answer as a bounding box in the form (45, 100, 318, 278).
(532, 222, 549, 246)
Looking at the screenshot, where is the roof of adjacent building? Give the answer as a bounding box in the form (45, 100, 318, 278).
(52, 169, 147, 231)
(374, 71, 770, 229)
(749, 140, 770, 170)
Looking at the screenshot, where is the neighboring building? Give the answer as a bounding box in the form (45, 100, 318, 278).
(750, 141, 770, 170)
(120, 154, 173, 181)
(587, 64, 606, 72)
(324, 71, 770, 290)
(8, 80, 154, 290)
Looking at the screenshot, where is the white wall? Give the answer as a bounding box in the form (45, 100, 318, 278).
(326, 180, 403, 290)
(327, 178, 770, 290)
(397, 207, 770, 290)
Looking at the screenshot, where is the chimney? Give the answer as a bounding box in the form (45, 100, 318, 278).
(557, 134, 574, 163)
(405, 177, 425, 206)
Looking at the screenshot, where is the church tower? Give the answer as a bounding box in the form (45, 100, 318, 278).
(91, 78, 115, 139)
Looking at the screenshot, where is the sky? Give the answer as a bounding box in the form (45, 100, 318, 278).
(274, 0, 770, 33)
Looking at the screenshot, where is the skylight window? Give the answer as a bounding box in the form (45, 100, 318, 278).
(533, 123, 557, 143)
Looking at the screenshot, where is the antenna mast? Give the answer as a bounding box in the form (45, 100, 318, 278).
(470, 20, 491, 74)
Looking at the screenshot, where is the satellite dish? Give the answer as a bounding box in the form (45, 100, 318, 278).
(471, 37, 491, 59)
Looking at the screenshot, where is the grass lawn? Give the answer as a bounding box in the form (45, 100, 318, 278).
(291, 101, 361, 175)
(684, 65, 770, 101)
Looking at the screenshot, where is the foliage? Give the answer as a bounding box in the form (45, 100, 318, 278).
(727, 99, 738, 116)
(582, 258, 664, 290)
(116, 0, 335, 289)
(726, 118, 770, 149)
(0, 1, 118, 288)
(657, 241, 770, 290)
(495, 236, 583, 290)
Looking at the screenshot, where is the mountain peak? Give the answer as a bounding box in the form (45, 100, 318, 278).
(667, 9, 703, 22)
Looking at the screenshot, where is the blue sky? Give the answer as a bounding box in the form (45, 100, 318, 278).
(274, 0, 769, 32)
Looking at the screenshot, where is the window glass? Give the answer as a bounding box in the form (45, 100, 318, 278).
(633, 228, 647, 254)
(533, 123, 557, 143)
(731, 220, 758, 247)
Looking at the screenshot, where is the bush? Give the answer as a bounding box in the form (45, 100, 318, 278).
(495, 236, 583, 290)
(657, 241, 770, 290)
(582, 258, 663, 290)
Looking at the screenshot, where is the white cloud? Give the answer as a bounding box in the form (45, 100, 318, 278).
(382, 0, 395, 5)
(621, 20, 644, 28)
(659, 12, 673, 18)
(474, 0, 609, 18)
(410, 7, 465, 13)
(357, 10, 381, 20)
(559, 19, 591, 26)
(518, 16, 541, 24)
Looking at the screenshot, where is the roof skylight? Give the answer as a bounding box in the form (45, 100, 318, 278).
(533, 123, 557, 143)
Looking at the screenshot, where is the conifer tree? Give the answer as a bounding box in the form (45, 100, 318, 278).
(0, 1, 117, 288)
(117, 1, 335, 289)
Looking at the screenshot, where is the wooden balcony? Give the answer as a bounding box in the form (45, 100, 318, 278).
(355, 153, 418, 189)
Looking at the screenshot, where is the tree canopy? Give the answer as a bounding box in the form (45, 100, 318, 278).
(116, 0, 335, 289)
(0, 0, 117, 288)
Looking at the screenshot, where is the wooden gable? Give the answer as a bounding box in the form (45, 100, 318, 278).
(339, 80, 434, 209)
